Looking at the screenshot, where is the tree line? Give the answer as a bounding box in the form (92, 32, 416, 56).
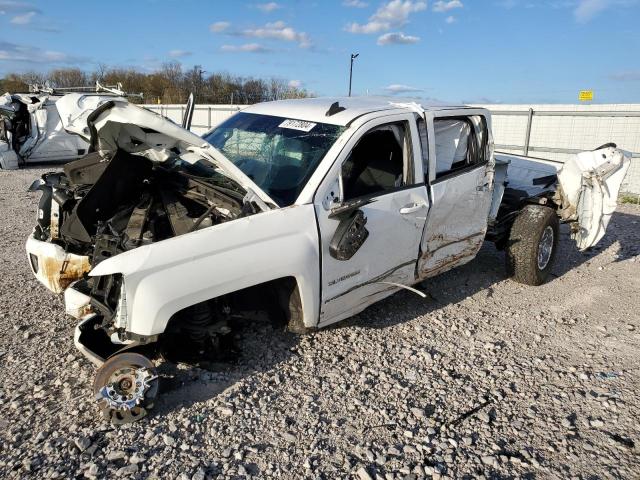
(0, 62, 310, 104)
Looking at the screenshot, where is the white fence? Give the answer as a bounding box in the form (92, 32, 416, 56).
(144, 102, 640, 195)
(144, 104, 245, 135)
(475, 104, 640, 196)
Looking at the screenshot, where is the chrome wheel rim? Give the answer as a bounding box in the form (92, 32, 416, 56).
(537, 226, 554, 270)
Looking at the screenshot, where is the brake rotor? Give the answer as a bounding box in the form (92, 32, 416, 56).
(93, 352, 159, 425)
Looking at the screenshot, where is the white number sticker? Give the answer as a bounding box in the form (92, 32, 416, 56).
(278, 119, 317, 132)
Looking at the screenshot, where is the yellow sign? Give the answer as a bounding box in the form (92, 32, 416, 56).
(579, 90, 594, 102)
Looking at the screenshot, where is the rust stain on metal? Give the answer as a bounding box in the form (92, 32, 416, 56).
(39, 254, 91, 294)
(419, 232, 485, 280)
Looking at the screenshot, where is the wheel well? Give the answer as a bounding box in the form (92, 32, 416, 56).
(164, 276, 305, 335)
(488, 191, 559, 250)
(227, 276, 304, 331)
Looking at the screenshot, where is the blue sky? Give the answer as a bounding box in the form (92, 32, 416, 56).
(1, 0, 639, 103)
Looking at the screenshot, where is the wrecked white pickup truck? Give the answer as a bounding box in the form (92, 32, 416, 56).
(25, 97, 630, 423)
(0, 84, 133, 169)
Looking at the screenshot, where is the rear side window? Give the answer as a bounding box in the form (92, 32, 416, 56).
(433, 116, 487, 179)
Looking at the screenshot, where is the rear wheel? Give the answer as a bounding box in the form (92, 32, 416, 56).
(506, 205, 559, 286)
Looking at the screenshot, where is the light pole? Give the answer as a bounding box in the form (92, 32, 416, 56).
(348, 53, 359, 97)
(196, 68, 205, 102)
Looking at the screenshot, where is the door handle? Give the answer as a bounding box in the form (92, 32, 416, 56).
(399, 203, 426, 214)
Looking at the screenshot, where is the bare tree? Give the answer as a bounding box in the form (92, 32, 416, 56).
(159, 62, 183, 103)
(47, 68, 88, 88)
(2, 64, 311, 103)
(0, 74, 29, 93)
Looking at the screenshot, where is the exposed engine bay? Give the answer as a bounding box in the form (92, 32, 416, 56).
(31, 151, 254, 261)
(28, 146, 266, 352)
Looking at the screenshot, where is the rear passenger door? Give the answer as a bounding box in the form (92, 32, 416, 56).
(418, 113, 494, 278)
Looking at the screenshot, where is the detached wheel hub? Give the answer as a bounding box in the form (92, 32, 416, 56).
(93, 352, 159, 424)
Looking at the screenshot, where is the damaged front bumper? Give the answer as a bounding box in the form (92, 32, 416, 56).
(24, 235, 147, 365)
(25, 233, 91, 294)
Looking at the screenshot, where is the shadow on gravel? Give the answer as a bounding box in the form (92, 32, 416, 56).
(151, 319, 300, 417)
(550, 211, 639, 277)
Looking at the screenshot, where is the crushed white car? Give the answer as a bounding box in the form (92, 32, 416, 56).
(25, 97, 630, 423)
(0, 84, 134, 170)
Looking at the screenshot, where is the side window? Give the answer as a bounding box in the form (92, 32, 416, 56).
(342, 122, 411, 201)
(433, 116, 487, 179)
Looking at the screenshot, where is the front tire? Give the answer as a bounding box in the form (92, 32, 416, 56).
(506, 205, 559, 286)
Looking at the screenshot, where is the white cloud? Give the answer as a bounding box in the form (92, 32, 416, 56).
(377, 32, 420, 45)
(574, 0, 617, 22)
(445, 15, 456, 23)
(168, 49, 192, 58)
(10, 10, 35, 24)
(609, 70, 640, 81)
(210, 21, 231, 33)
(346, 0, 427, 34)
(288, 79, 302, 88)
(574, 0, 640, 23)
(343, 0, 369, 7)
(384, 84, 423, 93)
(499, 0, 636, 23)
(256, 2, 281, 12)
(240, 20, 312, 48)
(433, 0, 463, 12)
(220, 43, 273, 53)
(0, 40, 89, 64)
(0, 1, 41, 14)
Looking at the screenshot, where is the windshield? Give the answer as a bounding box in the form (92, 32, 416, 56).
(203, 112, 345, 206)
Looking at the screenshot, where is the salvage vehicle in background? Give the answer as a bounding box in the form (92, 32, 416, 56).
(24, 96, 630, 423)
(0, 83, 138, 170)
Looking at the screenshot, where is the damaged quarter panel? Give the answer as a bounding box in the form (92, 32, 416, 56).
(90, 204, 320, 336)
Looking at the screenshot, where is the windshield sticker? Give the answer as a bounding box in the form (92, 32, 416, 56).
(278, 119, 317, 132)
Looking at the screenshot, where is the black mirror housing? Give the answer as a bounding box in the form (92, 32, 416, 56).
(329, 209, 369, 261)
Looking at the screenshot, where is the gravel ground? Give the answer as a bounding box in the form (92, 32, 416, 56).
(1, 166, 639, 480)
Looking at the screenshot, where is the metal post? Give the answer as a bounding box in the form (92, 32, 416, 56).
(208, 107, 212, 129)
(523, 108, 534, 156)
(348, 53, 359, 97)
(230, 92, 234, 105)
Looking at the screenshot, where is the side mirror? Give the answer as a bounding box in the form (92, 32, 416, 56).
(329, 209, 369, 261)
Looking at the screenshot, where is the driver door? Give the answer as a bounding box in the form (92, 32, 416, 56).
(314, 115, 429, 327)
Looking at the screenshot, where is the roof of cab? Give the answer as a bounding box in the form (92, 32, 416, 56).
(241, 96, 480, 126)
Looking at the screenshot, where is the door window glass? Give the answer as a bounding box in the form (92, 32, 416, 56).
(342, 122, 410, 201)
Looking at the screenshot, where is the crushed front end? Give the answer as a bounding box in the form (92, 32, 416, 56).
(24, 100, 274, 422)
